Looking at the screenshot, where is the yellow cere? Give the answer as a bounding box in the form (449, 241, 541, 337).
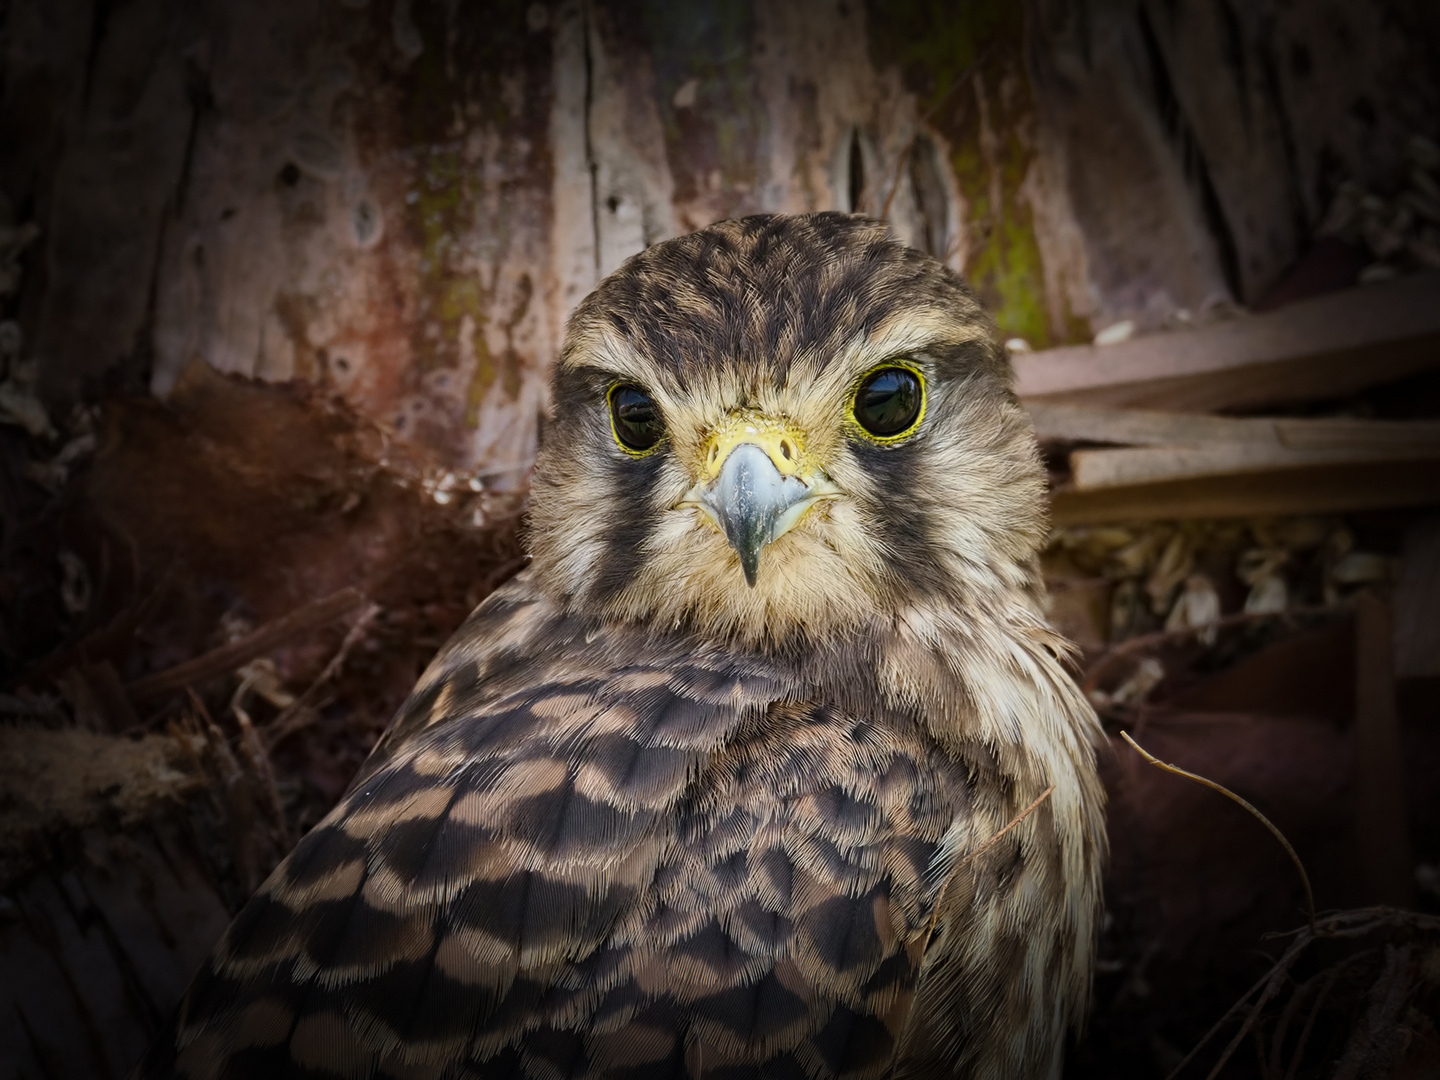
(701, 411, 808, 479)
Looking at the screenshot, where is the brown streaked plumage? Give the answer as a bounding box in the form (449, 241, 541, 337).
(137, 213, 1106, 1080)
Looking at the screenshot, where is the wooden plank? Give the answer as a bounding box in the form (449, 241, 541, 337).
(123, 587, 367, 702)
(1068, 428, 1440, 490)
(1275, 418, 1440, 450)
(1014, 272, 1440, 412)
(1049, 459, 1440, 525)
(1394, 515, 1440, 679)
(1025, 402, 1276, 446)
(1028, 402, 1440, 454)
(1353, 594, 1416, 907)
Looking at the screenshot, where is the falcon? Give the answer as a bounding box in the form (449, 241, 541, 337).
(137, 213, 1106, 1079)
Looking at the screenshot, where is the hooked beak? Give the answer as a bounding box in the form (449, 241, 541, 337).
(676, 415, 838, 586)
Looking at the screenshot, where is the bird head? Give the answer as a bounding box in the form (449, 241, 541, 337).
(527, 213, 1048, 649)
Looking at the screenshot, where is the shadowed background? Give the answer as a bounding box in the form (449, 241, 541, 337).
(1, 2, 1439, 1078)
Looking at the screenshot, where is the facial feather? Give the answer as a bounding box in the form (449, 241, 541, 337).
(527, 213, 1046, 650)
(137, 213, 1105, 1080)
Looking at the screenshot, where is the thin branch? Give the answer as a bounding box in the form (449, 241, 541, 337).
(1122, 731, 1316, 935)
(1281, 964, 1339, 1080)
(233, 707, 292, 850)
(889, 784, 1056, 1078)
(263, 602, 380, 749)
(125, 587, 368, 702)
(918, 41, 998, 124)
(922, 784, 1056, 948)
(1203, 964, 1290, 1080)
(1084, 605, 1336, 693)
(1163, 937, 1311, 1080)
(1166, 908, 1439, 1079)
(1267, 963, 1315, 1076)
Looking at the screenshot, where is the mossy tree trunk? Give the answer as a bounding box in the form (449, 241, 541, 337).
(1, 3, 1438, 1079)
(4, 0, 1434, 475)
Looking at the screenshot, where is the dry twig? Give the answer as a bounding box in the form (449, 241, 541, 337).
(125, 587, 368, 702)
(1122, 731, 1316, 934)
(922, 784, 1056, 950)
(1084, 605, 1335, 694)
(1154, 903, 1439, 1078)
(888, 783, 1056, 1077)
(263, 602, 381, 748)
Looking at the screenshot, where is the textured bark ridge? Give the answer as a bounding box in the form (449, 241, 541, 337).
(3, 0, 1435, 475)
(0, 717, 289, 1079)
(2, 5, 1439, 1080)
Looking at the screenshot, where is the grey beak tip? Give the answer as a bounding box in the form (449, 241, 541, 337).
(702, 442, 809, 589)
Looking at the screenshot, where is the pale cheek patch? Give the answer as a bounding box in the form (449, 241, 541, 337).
(613, 504, 888, 646)
(537, 305, 1039, 641)
(901, 377, 1046, 559)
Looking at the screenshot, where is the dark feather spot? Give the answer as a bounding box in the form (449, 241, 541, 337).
(599, 1000, 688, 1076)
(686, 803, 760, 856)
(473, 975, 547, 1034)
(373, 802, 462, 888)
(626, 684, 727, 748)
(523, 1026, 588, 1076)
(587, 734, 694, 804)
(451, 872, 614, 958)
(750, 1055, 809, 1080)
(793, 832, 866, 888)
(326, 950, 489, 1046)
(862, 950, 916, 998)
(592, 977, 645, 1029)
(755, 848, 794, 906)
(318, 900, 432, 972)
(509, 777, 651, 860)
(464, 1046, 527, 1079)
(890, 836, 937, 889)
(348, 761, 432, 814)
(695, 969, 809, 1042)
(709, 848, 749, 892)
(674, 919, 756, 980)
(222, 892, 315, 963)
(809, 1004, 895, 1077)
(225, 1044, 331, 1079)
(809, 785, 879, 838)
(805, 889, 886, 973)
(281, 826, 366, 892)
(646, 899, 700, 941)
(456, 699, 555, 756)
(732, 899, 794, 953)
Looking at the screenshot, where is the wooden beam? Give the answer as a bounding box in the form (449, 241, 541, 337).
(1027, 402, 1440, 454)
(1353, 593, 1416, 907)
(1025, 402, 1275, 446)
(1395, 515, 1440, 679)
(1274, 418, 1440, 451)
(1015, 272, 1440, 412)
(1049, 459, 1440, 525)
(1067, 427, 1440, 491)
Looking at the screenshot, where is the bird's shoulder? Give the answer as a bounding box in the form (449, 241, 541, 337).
(361, 568, 790, 778)
(143, 575, 1005, 1078)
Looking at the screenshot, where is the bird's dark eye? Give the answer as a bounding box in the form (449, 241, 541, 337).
(608, 384, 665, 452)
(853, 366, 924, 440)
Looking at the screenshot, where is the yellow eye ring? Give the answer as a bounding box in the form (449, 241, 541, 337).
(849, 361, 927, 445)
(607, 383, 666, 456)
